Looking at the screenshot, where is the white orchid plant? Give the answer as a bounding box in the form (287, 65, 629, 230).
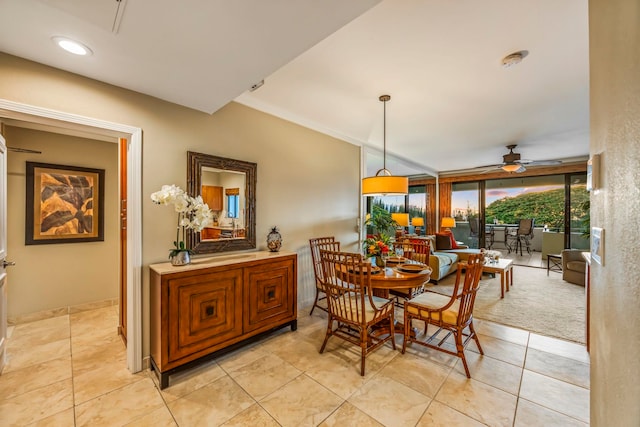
(150, 184, 213, 258)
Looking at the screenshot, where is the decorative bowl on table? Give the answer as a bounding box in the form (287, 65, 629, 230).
(396, 263, 430, 273)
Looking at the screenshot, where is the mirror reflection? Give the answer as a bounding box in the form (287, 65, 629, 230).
(187, 151, 256, 254)
(200, 167, 246, 241)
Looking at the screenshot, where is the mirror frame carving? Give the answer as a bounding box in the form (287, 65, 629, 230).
(187, 151, 257, 253)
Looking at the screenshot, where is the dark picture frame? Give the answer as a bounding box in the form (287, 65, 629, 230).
(26, 162, 105, 245)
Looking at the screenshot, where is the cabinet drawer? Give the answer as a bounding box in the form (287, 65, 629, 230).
(244, 259, 295, 333)
(168, 269, 243, 362)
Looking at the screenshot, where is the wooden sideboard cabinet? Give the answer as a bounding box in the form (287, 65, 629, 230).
(149, 251, 297, 388)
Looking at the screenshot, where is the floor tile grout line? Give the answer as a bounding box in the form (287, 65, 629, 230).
(67, 317, 78, 427)
(511, 332, 531, 426)
(517, 396, 590, 425)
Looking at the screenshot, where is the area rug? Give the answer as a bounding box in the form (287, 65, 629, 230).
(425, 265, 586, 344)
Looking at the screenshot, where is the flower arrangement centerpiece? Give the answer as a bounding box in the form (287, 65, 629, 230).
(150, 184, 213, 265)
(363, 233, 392, 268)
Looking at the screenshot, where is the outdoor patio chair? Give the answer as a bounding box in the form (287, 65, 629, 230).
(506, 218, 535, 256)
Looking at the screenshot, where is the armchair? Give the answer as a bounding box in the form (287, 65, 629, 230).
(562, 249, 587, 286)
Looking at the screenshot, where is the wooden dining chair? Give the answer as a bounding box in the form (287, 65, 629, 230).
(318, 249, 396, 376)
(309, 237, 341, 315)
(391, 239, 431, 301)
(398, 239, 431, 264)
(402, 253, 485, 378)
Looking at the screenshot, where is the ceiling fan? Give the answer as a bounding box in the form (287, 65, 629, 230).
(481, 144, 562, 173)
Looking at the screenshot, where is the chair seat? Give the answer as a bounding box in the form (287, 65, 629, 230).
(405, 292, 460, 324)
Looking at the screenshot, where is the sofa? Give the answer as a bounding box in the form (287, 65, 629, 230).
(405, 235, 484, 283)
(562, 249, 587, 286)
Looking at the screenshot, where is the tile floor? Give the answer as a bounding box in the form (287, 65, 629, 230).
(0, 304, 590, 426)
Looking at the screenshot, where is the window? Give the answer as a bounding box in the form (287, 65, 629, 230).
(365, 185, 429, 236)
(445, 174, 588, 251)
(225, 188, 240, 218)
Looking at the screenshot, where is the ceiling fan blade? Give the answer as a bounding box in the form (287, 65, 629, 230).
(525, 160, 563, 166)
(475, 163, 505, 169)
(514, 165, 527, 173)
(480, 168, 501, 174)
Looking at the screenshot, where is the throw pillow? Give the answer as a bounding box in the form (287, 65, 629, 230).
(435, 233, 452, 250)
(446, 231, 460, 249)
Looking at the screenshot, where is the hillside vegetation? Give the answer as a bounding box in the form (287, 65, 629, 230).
(484, 186, 589, 229)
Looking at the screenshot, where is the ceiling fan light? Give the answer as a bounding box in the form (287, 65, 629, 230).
(502, 163, 524, 172)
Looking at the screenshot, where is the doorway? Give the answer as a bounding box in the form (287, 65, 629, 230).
(0, 99, 142, 373)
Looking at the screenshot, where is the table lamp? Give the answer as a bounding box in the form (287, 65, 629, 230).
(411, 217, 424, 235)
(391, 213, 409, 238)
(441, 217, 456, 232)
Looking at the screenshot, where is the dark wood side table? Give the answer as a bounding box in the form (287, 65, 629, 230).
(547, 253, 562, 275)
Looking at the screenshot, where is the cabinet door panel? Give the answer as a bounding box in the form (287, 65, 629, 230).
(202, 185, 223, 211)
(168, 269, 242, 362)
(244, 259, 295, 332)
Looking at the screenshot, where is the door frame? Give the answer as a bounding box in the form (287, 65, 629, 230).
(0, 99, 143, 373)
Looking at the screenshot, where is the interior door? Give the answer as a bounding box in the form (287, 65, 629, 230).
(0, 133, 8, 373)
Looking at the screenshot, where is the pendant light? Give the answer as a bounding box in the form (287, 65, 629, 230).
(362, 95, 409, 196)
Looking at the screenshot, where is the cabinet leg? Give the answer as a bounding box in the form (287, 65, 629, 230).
(160, 373, 169, 390)
(150, 357, 170, 390)
(290, 320, 298, 331)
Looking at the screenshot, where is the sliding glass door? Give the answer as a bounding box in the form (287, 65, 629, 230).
(567, 174, 589, 249)
(451, 182, 481, 248)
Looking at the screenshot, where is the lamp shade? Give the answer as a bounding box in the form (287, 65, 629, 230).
(362, 95, 409, 196)
(362, 175, 408, 196)
(411, 217, 424, 227)
(441, 217, 456, 229)
(391, 213, 409, 227)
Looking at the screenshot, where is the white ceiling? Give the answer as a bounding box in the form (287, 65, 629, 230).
(0, 0, 590, 175)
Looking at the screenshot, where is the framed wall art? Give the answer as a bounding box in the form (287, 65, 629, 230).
(26, 162, 105, 245)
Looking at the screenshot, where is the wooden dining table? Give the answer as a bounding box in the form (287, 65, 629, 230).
(369, 264, 432, 299)
(368, 262, 432, 338)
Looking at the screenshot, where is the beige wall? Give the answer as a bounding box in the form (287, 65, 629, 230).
(0, 53, 362, 355)
(5, 126, 119, 319)
(589, 0, 640, 425)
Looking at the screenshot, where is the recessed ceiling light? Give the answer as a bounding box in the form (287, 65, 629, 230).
(501, 50, 529, 68)
(52, 36, 93, 56)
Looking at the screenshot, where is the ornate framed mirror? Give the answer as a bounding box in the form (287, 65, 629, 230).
(187, 151, 256, 253)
